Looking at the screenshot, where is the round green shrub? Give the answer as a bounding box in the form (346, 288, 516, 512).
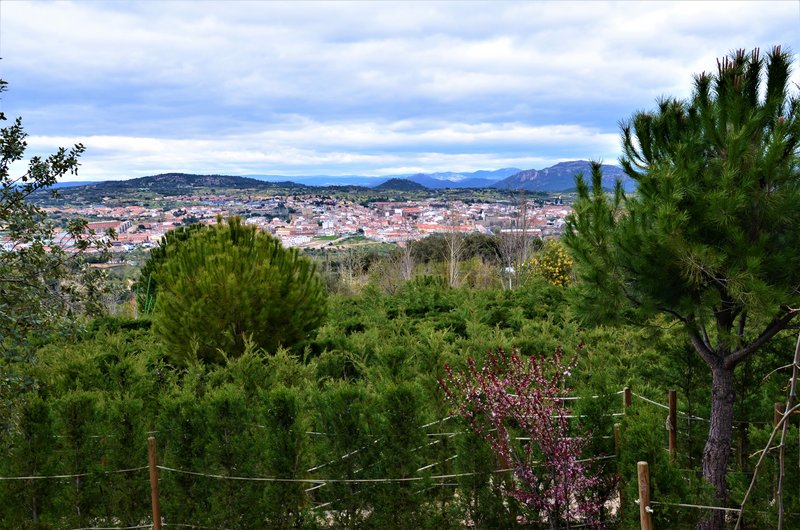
(152, 217, 326, 364)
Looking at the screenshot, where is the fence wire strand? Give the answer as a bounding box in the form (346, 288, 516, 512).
(70, 525, 152, 530)
(632, 391, 711, 422)
(649, 499, 741, 513)
(0, 466, 149, 481)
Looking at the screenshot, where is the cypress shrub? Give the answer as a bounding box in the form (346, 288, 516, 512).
(0, 395, 57, 528)
(367, 382, 429, 528)
(312, 382, 380, 528)
(262, 385, 309, 529)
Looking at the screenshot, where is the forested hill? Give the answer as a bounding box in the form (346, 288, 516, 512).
(81, 173, 304, 194)
(374, 178, 428, 191)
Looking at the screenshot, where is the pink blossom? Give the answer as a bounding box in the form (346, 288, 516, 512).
(440, 347, 603, 529)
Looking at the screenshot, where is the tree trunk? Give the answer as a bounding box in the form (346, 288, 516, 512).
(698, 365, 735, 530)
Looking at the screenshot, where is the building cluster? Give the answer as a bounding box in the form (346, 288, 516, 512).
(38, 194, 572, 253)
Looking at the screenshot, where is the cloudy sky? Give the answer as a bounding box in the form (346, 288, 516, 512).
(1, 1, 799, 181)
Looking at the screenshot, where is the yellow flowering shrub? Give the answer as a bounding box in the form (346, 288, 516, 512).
(523, 240, 573, 287)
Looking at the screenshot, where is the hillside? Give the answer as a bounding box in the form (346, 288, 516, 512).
(39, 173, 309, 203)
(95, 173, 301, 193)
(373, 178, 428, 191)
(494, 161, 634, 192)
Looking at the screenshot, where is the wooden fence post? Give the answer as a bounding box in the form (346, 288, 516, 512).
(614, 423, 621, 454)
(638, 461, 653, 530)
(668, 390, 677, 462)
(624, 387, 632, 412)
(148, 436, 162, 530)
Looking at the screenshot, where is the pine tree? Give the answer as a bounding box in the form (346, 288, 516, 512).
(152, 216, 326, 364)
(564, 47, 800, 530)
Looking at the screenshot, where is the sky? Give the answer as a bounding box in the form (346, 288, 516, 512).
(1, 1, 799, 182)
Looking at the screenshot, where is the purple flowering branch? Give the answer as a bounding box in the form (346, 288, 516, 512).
(440, 347, 602, 529)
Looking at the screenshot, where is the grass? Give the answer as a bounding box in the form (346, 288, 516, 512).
(339, 235, 370, 244)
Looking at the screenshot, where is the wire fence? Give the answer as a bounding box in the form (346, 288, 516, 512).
(0, 386, 718, 487)
(2, 385, 786, 530)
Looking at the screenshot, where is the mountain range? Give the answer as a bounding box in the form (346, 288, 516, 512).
(398, 168, 522, 189)
(246, 167, 521, 188)
(50, 161, 635, 194)
(493, 161, 631, 191)
(374, 178, 428, 191)
(239, 161, 633, 191)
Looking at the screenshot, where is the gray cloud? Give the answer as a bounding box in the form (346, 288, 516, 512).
(2, 1, 798, 180)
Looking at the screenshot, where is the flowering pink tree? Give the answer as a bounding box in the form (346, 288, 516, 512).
(440, 347, 601, 529)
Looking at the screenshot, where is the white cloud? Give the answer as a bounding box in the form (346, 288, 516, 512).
(24, 119, 617, 179)
(2, 1, 798, 179)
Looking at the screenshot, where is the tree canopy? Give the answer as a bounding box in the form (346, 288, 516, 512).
(564, 46, 800, 529)
(151, 217, 327, 364)
(0, 78, 111, 357)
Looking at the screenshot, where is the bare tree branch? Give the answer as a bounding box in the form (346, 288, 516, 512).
(735, 332, 800, 529)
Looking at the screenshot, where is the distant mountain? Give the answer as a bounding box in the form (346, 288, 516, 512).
(402, 168, 521, 189)
(494, 161, 634, 192)
(467, 168, 522, 180)
(373, 178, 427, 191)
(247, 174, 385, 187)
(245, 168, 520, 189)
(117, 173, 293, 190)
(451, 177, 501, 188)
(46, 163, 636, 197)
(399, 173, 450, 189)
(49, 181, 95, 189)
(401, 175, 495, 189)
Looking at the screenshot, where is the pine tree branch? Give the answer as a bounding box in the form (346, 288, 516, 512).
(775, 333, 800, 529)
(725, 308, 800, 369)
(734, 401, 800, 529)
(621, 277, 720, 364)
(737, 310, 747, 340)
(688, 323, 719, 366)
(699, 311, 713, 351)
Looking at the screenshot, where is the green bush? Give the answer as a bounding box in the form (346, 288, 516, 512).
(152, 217, 327, 364)
(0, 395, 57, 529)
(7, 268, 784, 527)
(453, 428, 514, 528)
(729, 424, 800, 529)
(203, 384, 268, 529)
(367, 382, 429, 528)
(312, 382, 380, 528)
(617, 401, 711, 529)
(263, 385, 309, 528)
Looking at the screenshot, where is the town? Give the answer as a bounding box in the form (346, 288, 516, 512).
(44, 192, 574, 253)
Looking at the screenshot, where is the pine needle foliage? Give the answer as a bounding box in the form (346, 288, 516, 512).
(134, 222, 205, 315)
(152, 216, 326, 364)
(564, 46, 800, 527)
(566, 46, 800, 339)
